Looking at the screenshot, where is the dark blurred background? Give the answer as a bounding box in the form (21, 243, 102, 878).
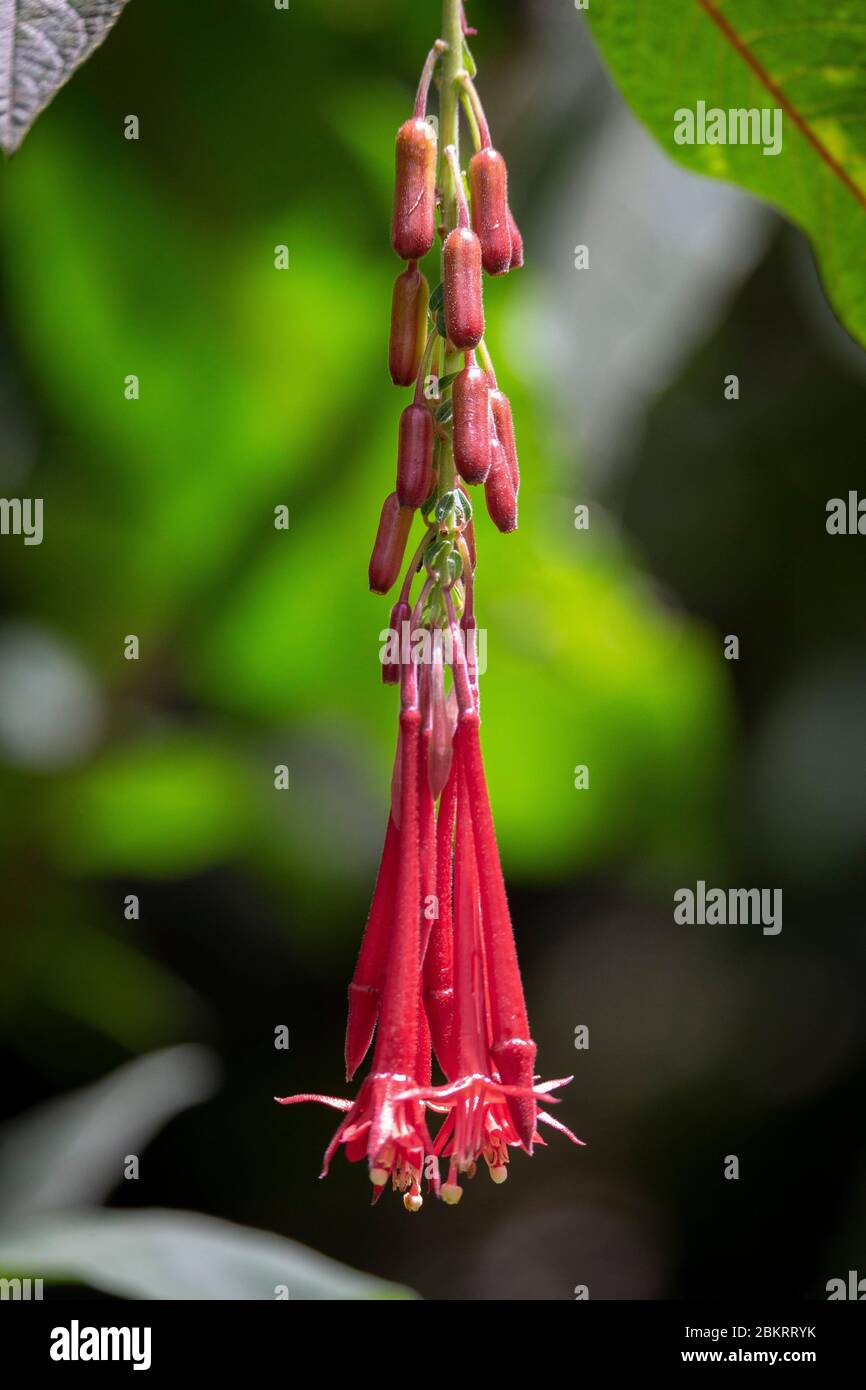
(0, 0, 864, 1300)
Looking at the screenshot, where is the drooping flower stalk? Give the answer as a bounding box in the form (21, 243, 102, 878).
(278, 0, 581, 1210)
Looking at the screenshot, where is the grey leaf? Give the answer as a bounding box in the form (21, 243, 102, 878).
(0, 0, 132, 155)
(0, 1208, 419, 1300)
(0, 1045, 220, 1223)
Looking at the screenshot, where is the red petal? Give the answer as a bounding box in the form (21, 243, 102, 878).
(345, 810, 400, 1080)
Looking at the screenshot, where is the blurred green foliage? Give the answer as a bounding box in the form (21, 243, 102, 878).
(0, 11, 729, 909)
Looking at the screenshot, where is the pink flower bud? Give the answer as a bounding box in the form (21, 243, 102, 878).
(389, 264, 429, 386)
(489, 385, 519, 493)
(396, 404, 433, 508)
(382, 599, 411, 685)
(443, 227, 484, 350)
(427, 638, 455, 799)
(507, 207, 524, 269)
(452, 354, 490, 485)
(469, 147, 511, 276)
(369, 492, 414, 594)
(391, 119, 437, 261)
(483, 437, 517, 533)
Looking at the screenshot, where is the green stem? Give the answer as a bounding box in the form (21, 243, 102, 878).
(438, 0, 463, 504)
(440, 0, 463, 231)
(459, 87, 482, 150)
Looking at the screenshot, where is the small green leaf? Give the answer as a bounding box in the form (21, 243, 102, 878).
(436, 370, 460, 394)
(434, 398, 453, 423)
(462, 41, 477, 79)
(429, 281, 444, 312)
(435, 487, 471, 526)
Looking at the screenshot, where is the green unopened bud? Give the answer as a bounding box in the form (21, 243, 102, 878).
(424, 536, 452, 578)
(435, 487, 472, 530)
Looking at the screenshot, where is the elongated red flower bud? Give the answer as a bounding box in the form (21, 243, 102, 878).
(507, 207, 524, 269)
(452, 353, 490, 485)
(443, 227, 484, 350)
(382, 598, 411, 685)
(469, 147, 511, 276)
(489, 385, 520, 493)
(391, 119, 437, 261)
(483, 436, 517, 533)
(388, 264, 429, 386)
(369, 492, 414, 594)
(396, 403, 433, 508)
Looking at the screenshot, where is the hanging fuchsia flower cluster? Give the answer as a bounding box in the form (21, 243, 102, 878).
(278, 2, 581, 1211)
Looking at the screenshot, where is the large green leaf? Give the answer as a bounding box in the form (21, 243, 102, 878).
(585, 1, 866, 345)
(0, 1046, 218, 1223)
(0, 1209, 417, 1300)
(0, 1049, 416, 1299)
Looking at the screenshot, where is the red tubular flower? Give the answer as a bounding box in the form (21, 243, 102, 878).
(398, 713, 581, 1202)
(396, 602, 581, 1201)
(278, 682, 438, 1211)
(344, 808, 399, 1079)
(456, 710, 535, 1144)
(423, 739, 457, 1080)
